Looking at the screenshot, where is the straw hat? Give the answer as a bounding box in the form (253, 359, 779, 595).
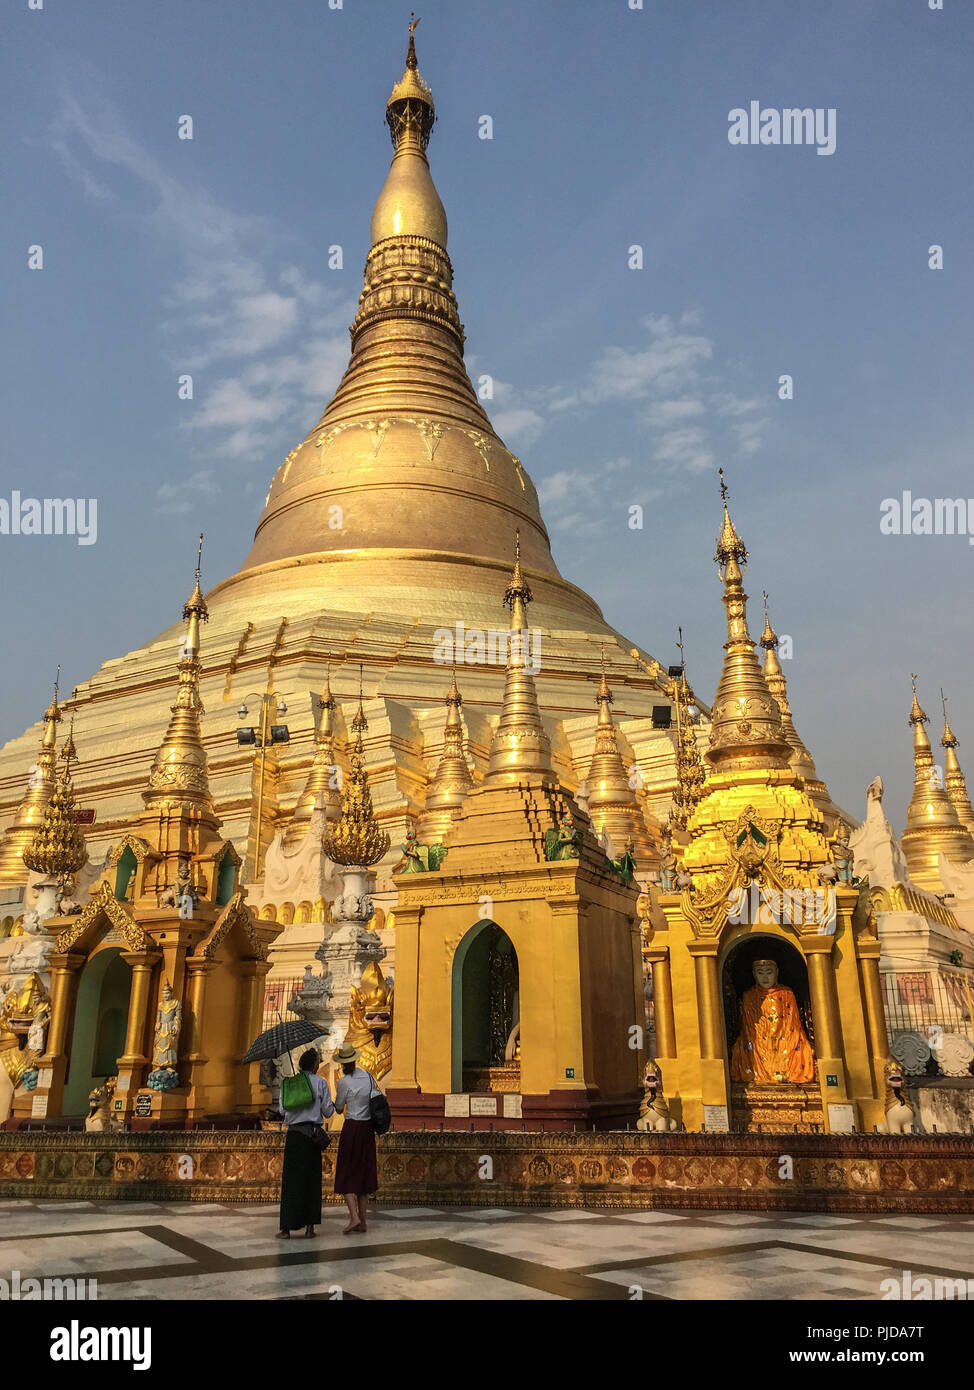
(333, 1042, 360, 1064)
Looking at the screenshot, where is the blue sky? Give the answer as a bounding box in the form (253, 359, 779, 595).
(2, 0, 972, 827)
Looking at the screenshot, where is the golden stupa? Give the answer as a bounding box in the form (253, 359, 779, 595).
(0, 29, 693, 890)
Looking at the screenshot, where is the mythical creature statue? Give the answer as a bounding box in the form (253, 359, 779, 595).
(878, 1058, 916, 1135)
(607, 839, 637, 884)
(85, 1079, 124, 1133)
(544, 817, 581, 862)
(636, 1059, 677, 1132)
(346, 960, 394, 1081)
(396, 828, 448, 874)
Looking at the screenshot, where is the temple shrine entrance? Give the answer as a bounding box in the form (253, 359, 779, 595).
(451, 921, 520, 1094)
(721, 935, 824, 1132)
(62, 947, 132, 1117)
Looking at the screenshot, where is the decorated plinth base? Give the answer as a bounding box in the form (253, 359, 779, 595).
(1, 1130, 972, 1212)
(730, 1083, 826, 1133)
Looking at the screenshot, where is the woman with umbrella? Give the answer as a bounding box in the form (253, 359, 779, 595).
(242, 1017, 337, 1242)
(277, 1048, 334, 1239)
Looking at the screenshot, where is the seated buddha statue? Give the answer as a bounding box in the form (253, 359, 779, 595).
(730, 958, 815, 1085)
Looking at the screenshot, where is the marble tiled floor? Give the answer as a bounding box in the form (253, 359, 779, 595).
(2, 1200, 972, 1300)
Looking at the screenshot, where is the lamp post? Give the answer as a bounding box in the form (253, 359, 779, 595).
(236, 692, 290, 880)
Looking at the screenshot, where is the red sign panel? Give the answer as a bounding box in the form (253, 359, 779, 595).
(74, 808, 96, 824)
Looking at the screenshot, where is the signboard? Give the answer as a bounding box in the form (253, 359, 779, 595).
(502, 1094, 522, 1119)
(703, 1104, 729, 1132)
(444, 1094, 469, 1117)
(134, 1093, 153, 1118)
(828, 1103, 855, 1134)
(74, 808, 97, 825)
(470, 1096, 497, 1116)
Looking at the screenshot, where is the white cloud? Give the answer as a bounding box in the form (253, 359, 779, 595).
(155, 469, 221, 516)
(49, 86, 354, 464)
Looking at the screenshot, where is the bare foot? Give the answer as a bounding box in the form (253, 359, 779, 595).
(276, 1230, 290, 1240)
(304, 1227, 316, 1239)
(353, 1222, 367, 1233)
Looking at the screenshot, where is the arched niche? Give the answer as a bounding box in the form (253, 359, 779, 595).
(63, 946, 133, 1116)
(720, 932, 815, 1060)
(450, 920, 519, 1093)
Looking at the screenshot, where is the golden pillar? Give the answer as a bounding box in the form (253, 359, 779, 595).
(30, 949, 85, 1118)
(184, 957, 212, 1113)
(856, 936, 891, 1077)
(803, 938, 849, 1104)
(645, 946, 676, 1059)
(237, 958, 272, 1110)
(688, 940, 724, 1058)
(115, 952, 161, 1107)
(687, 939, 728, 1112)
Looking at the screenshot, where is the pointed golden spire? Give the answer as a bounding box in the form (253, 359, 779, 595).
(370, 14, 445, 247)
(940, 691, 974, 838)
(758, 591, 823, 791)
(0, 669, 64, 884)
(902, 676, 974, 889)
(290, 668, 343, 840)
(23, 725, 88, 891)
(419, 666, 474, 841)
(706, 472, 790, 773)
(322, 667, 390, 866)
(486, 531, 554, 783)
(586, 647, 655, 862)
(142, 535, 215, 816)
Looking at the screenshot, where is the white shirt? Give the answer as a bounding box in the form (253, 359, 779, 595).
(334, 1067, 375, 1122)
(281, 1071, 335, 1127)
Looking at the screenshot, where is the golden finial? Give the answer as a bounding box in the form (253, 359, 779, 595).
(419, 667, 473, 840)
(386, 11, 435, 149)
(714, 468, 749, 571)
(941, 689, 957, 748)
(503, 528, 533, 614)
(759, 591, 778, 650)
(596, 644, 611, 707)
(322, 664, 389, 867)
(909, 674, 927, 727)
(23, 717, 88, 890)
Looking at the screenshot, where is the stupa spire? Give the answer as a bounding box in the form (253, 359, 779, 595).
(940, 691, 974, 838)
(142, 536, 215, 818)
(419, 667, 474, 841)
(322, 666, 390, 866)
(0, 669, 64, 882)
(586, 646, 655, 862)
(228, 27, 587, 624)
(901, 675, 974, 889)
(290, 669, 343, 839)
(486, 530, 554, 783)
(706, 471, 791, 773)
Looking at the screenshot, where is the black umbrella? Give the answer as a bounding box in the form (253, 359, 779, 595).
(242, 1018, 326, 1068)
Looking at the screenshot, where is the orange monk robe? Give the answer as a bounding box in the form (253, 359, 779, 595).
(730, 983, 815, 1084)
